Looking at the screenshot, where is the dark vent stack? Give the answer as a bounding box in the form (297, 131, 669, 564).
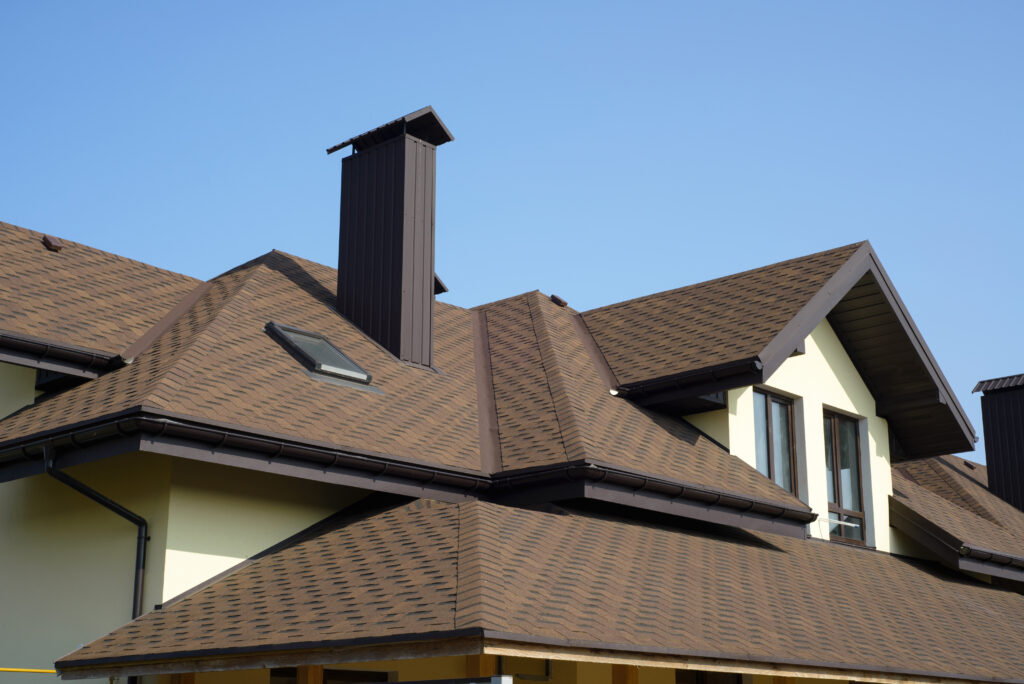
(327, 107, 454, 367)
(974, 374, 1024, 512)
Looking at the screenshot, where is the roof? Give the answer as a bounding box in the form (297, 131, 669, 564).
(582, 240, 975, 458)
(583, 242, 864, 387)
(57, 498, 1024, 682)
(326, 106, 454, 155)
(891, 455, 1024, 581)
(975, 374, 1024, 393)
(0, 221, 200, 356)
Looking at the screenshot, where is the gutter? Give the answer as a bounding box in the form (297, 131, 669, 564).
(43, 448, 148, 620)
(615, 357, 764, 404)
(491, 460, 815, 524)
(0, 330, 121, 378)
(0, 410, 491, 494)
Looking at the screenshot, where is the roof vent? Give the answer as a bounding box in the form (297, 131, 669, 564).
(327, 107, 454, 368)
(42, 235, 64, 252)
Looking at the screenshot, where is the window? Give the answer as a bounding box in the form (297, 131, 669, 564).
(266, 321, 372, 384)
(823, 411, 864, 544)
(753, 389, 797, 495)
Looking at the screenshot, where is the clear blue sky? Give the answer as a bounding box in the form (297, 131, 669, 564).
(2, 2, 1021, 461)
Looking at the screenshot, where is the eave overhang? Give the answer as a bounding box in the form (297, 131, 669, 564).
(489, 459, 816, 538)
(0, 407, 488, 502)
(55, 626, 1021, 684)
(0, 329, 122, 378)
(617, 243, 975, 460)
(889, 495, 1024, 585)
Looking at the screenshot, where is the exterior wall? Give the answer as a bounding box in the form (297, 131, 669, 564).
(0, 452, 362, 684)
(685, 319, 893, 551)
(0, 361, 36, 418)
(160, 459, 360, 602)
(0, 452, 172, 684)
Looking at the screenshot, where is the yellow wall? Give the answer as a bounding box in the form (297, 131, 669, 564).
(0, 453, 172, 684)
(0, 452, 363, 684)
(160, 459, 360, 602)
(685, 320, 892, 551)
(0, 361, 36, 418)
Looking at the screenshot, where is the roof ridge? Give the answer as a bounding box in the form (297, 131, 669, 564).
(454, 501, 506, 631)
(0, 220, 200, 283)
(138, 262, 271, 409)
(527, 292, 591, 462)
(584, 241, 866, 315)
(932, 458, 1001, 526)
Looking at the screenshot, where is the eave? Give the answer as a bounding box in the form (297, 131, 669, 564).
(0, 329, 122, 378)
(616, 243, 975, 459)
(889, 495, 1024, 585)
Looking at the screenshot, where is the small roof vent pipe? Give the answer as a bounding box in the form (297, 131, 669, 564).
(327, 107, 454, 368)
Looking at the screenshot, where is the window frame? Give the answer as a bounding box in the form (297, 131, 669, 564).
(266, 321, 372, 385)
(823, 410, 866, 546)
(753, 388, 799, 497)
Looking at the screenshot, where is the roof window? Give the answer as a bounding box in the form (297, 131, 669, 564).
(266, 322, 371, 384)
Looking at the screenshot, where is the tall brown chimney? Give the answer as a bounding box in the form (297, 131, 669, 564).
(975, 374, 1024, 511)
(327, 107, 453, 367)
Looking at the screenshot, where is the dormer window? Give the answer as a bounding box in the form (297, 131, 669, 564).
(753, 389, 797, 495)
(266, 322, 371, 384)
(824, 411, 864, 544)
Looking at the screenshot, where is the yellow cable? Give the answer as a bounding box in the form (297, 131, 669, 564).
(0, 668, 57, 674)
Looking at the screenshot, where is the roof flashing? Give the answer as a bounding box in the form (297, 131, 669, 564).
(266, 322, 371, 385)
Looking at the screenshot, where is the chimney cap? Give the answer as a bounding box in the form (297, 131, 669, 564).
(327, 106, 454, 155)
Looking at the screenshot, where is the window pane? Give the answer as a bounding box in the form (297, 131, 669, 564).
(838, 417, 861, 512)
(828, 511, 841, 537)
(771, 399, 793, 493)
(842, 514, 864, 542)
(754, 392, 769, 477)
(823, 416, 836, 504)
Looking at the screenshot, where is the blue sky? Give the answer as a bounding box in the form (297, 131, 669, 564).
(2, 2, 1021, 461)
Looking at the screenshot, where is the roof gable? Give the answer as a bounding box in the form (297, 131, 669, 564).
(582, 242, 974, 459)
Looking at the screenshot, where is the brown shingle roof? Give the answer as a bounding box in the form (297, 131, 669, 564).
(0, 251, 482, 472)
(582, 242, 864, 387)
(0, 221, 200, 355)
(892, 456, 1024, 560)
(480, 291, 805, 510)
(59, 499, 1024, 681)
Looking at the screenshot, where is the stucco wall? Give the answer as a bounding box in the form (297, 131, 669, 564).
(685, 319, 892, 550)
(0, 361, 36, 418)
(0, 451, 363, 684)
(0, 453, 172, 684)
(160, 459, 362, 602)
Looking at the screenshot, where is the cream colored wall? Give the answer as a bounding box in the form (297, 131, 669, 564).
(0, 450, 362, 684)
(686, 320, 893, 551)
(0, 452, 172, 684)
(160, 459, 362, 602)
(0, 361, 36, 418)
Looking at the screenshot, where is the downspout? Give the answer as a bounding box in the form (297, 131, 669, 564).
(43, 448, 148, 620)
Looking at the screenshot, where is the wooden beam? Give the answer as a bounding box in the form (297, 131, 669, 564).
(466, 655, 498, 677)
(296, 665, 323, 684)
(483, 641, 974, 684)
(611, 664, 639, 684)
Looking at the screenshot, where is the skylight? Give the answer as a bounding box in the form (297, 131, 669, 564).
(266, 322, 371, 384)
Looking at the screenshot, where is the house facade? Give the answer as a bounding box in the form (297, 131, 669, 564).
(2, 108, 1024, 684)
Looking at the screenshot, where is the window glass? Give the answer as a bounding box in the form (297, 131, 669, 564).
(753, 390, 796, 495)
(824, 411, 864, 544)
(754, 391, 769, 477)
(771, 398, 792, 493)
(824, 415, 836, 503)
(838, 417, 861, 513)
(266, 322, 371, 384)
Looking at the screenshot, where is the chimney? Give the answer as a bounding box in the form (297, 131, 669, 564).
(974, 374, 1024, 511)
(327, 107, 454, 367)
